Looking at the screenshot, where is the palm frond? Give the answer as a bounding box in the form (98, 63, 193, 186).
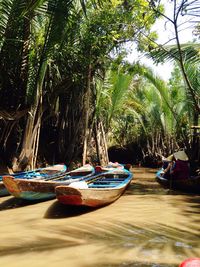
(108, 71, 132, 126)
(22, 0, 46, 16)
(40, 0, 74, 61)
(127, 107, 148, 134)
(0, 0, 13, 44)
(147, 43, 200, 65)
(0, 0, 26, 50)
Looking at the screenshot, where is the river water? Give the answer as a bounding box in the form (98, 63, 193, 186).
(0, 167, 199, 267)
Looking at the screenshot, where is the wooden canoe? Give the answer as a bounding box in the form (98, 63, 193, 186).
(0, 164, 67, 197)
(2, 164, 95, 200)
(156, 169, 200, 194)
(55, 169, 133, 207)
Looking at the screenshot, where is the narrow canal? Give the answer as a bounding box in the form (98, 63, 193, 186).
(0, 167, 199, 267)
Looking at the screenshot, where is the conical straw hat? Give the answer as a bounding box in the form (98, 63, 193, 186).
(162, 154, 173, 162)
(173, 151, 189, 161)
(166, 154, 174, 161)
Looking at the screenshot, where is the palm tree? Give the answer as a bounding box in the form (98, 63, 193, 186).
(0, 0, 86, 169)
(0, 0, 165, 169)
(148, 44, 200, 164)
(96, 61, 194, 164)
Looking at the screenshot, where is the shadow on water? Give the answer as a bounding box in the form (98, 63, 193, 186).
(134, 169, 159, 174)
(129, 167, 200, 197)
(127, 182, 200, 196)
(125, 183, 168, 195)
(0, 199, 198, 266)
(0, 219, 197, 264)
(176, 195, 200, 225)
(0, 196, 48, 211)
(0, 236, 79, 257)
(44, 200, 98, 219)
(1, 219, 193, 265)
(127, 167, 168, 195)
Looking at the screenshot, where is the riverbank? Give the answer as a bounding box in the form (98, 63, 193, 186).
(0, 167, 200, 266)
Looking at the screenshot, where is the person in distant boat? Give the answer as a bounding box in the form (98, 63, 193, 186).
(161, 154, 174, 179)
(170, 151, 190, 180)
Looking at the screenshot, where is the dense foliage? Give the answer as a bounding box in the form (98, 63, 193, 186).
(0, 0, 199, 171)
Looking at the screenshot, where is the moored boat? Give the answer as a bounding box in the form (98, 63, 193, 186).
(0, 164, 67, 197)
(2, 164, 95, 200)
(55, 168, 133, 207)
(156, 169, 200, 194)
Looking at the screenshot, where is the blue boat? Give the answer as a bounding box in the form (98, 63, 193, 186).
(2, 164, 95, 200)
(0, 164, 67, 197)
(156, 169, 200, 194)
(55, 168, 133, 207)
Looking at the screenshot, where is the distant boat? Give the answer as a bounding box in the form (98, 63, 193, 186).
(0, 164, 67, 197)
(156, 169, 200, 194)
(55, 168, 133, 207)
(2, 164, 95, 200)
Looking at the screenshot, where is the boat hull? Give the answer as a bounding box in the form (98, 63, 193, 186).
(2, 176, 69, 200)
(56, 185, 130, 207)
(156, 170, 200, 193)
(56, 169, 133, 207)
(0, 164, 67, 180)
(0, 164, 67, 197)
(2, 165, 95, 201)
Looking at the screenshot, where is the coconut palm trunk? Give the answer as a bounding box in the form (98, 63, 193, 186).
(83, 61, 92, 165)
(93, 119, 109, 166)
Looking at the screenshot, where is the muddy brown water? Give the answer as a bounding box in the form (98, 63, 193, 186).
(0, 167, 200, 267)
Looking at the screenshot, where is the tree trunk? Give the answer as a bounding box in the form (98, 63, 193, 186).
(82, 62, 92, 165)
(13, 98, 43, 171)
(94, 120, 109, 166)
(190, 114, 200, 171)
